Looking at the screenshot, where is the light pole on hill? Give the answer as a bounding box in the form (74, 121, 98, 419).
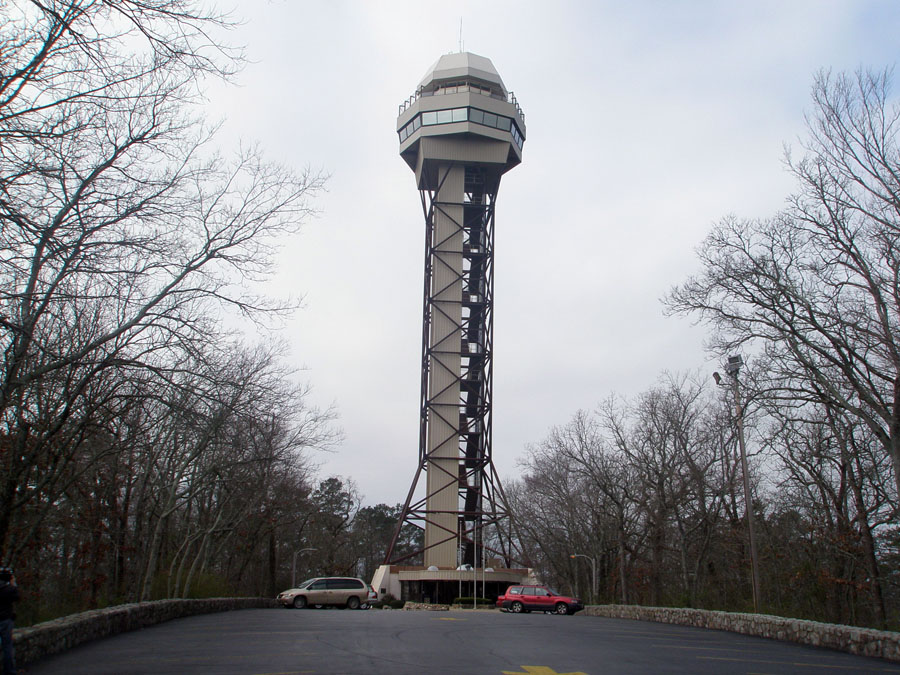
(714, 355, 761, 613)
(292, 548, 317, 588)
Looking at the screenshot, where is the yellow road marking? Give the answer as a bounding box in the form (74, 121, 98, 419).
(502, 667, 588, 675)
(437, 617, 467, 621)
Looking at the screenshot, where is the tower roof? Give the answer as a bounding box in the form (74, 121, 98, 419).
(418, 52, 508, 96)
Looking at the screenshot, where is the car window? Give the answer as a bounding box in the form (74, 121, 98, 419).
(308, 580, 327, 590)
(547, 587, 560, 596)
(298, 578, 316, 589)
(533, 587, 549, 596)
(327, 578, 364, 590)
(508, 587, 522, 595)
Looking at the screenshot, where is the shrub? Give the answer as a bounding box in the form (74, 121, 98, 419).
(373, 593, 405, 609)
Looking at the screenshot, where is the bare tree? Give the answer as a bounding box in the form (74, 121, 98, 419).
(505, 67, 900, 625)
(546, 409, 641, 604)
(0, 1, 325, 559)
(667, 68, 900, 502)
(763, 402, 892, 626)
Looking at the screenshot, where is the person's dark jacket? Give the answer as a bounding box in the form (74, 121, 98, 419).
(0, 580, 20, 621)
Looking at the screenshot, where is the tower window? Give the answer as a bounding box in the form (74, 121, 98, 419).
(398, 106, 524, 149)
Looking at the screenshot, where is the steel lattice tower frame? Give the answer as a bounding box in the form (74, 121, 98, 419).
(385, 53, 525, 570)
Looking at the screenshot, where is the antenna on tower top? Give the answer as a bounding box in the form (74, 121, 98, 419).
(458, 18, 464, 53)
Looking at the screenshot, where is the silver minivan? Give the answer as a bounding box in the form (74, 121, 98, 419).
(278, 576, 377, 609)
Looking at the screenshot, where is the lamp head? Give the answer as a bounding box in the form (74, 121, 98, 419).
(725, 355, 743, 376)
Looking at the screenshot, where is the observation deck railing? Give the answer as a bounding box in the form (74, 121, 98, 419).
(399, 86, 525, 123)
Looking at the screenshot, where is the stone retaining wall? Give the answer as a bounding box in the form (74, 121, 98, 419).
(581, 604, 900, 662)
(14, 597, 278, 666)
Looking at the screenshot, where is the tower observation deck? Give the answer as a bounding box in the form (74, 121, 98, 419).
(384, 52, 526, 572)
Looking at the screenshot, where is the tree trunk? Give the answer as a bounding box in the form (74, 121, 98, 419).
(617, 516, 628, 604)
(267, 527, 277, 597)
(891, 376, 900, 504)
(650, 506, 664, 606)
(850, 458, 887, 628)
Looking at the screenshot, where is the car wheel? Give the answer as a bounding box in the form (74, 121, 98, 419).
(347, 596, 361, 610)
(555, 602, 569, 615)
(511, 601, 524, 613)
(293, 596, 307, 609)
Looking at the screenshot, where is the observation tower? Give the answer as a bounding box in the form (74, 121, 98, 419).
(375, 53, 530, 601)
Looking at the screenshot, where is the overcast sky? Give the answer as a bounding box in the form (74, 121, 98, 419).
(208, 0, 900, 506)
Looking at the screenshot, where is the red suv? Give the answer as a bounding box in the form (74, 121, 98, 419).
(496, 584, 583, 615)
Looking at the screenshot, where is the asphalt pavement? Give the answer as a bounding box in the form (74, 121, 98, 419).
(25, 607, 900, 674)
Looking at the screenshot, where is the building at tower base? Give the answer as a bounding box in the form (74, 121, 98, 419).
(372, 564, 535, 606)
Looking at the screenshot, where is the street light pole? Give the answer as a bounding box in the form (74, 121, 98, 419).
(292, 547, 317, 588)
(570, 553, 596, 605)
(715, 356, 761, 613)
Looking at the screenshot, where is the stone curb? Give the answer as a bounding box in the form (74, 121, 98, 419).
(14, 597, 279, 666)
(581, 604, 900, 662)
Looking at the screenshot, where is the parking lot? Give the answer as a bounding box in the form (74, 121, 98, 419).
(26, 607, 900, 674)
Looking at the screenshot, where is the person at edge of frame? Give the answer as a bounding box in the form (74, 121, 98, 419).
(0, 567, 20, 675)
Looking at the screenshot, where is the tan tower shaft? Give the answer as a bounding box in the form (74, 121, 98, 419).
(424, 164, 465, 567)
